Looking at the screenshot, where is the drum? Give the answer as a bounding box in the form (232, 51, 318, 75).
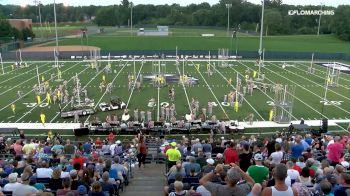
(122, 114, 130, 121)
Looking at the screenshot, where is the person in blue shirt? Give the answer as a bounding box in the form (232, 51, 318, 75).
(291, 135, 304, 159)
(83, 141, 92, 154)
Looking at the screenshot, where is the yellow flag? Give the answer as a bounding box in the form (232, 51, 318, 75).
(102, 75, 106, 82)
(269, 109, 274, 121)
(234, 101, 239, 112)
(253, 71, 257, 78)
(41, 75, 45, 82)
(36, 95, 41, 104)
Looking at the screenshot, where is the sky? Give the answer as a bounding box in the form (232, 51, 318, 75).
(0, 0, 348, 7)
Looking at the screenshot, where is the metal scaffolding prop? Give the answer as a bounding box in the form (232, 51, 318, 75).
(273, 84, 296, 124)
(218, 48, 229, 67)
(325, 63, 341, 87)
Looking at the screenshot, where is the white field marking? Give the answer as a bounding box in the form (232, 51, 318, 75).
(126, 61, 145, 107)
(190, 61, 230, 119)
(263, 62, 350, 116)
(16, 63, 88, 123)
(50, 66, 99, 123)
(227, 62, 296, 120)
(0, 63, 55, 96)
(295, 61, 350, 83)
(0, 61, 82, 113)
(268, 62, 350, 102)
(291, 62, 350, 90)
(157, 85, 160, 121)
(0, 62, 36, 77)
(84, 62, 129, 123)
(175, 63, 192, 112)
(237, 61, 331, 119)
(210, 62, 265, 120)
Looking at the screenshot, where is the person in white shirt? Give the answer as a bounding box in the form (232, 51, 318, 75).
(12, 172, 38, 196)
(286, 161, 300, 182)
(36, 161, 53, 178)
(109, 141, 118, 156)
(3, 173, 21, 192)
(270, 143, 284, 165)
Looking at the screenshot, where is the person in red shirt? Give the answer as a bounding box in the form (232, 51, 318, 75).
(224, 142, 239, 164)
(95, 137, 102, 149)
(107, 132, 114, 143)
(163, 142, 171, 154)
(73, 153, 87, 170)
(327, 136, 343, 166)
(291, 157, 302, 173)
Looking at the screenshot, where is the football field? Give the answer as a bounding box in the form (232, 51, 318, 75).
(0, 59, 349, 129)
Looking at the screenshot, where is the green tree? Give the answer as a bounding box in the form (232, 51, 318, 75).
(332, 5, 350, 41)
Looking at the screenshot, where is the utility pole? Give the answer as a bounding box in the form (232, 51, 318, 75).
(317, 3, 324, 37)
(258, 0, 265, 77)
(129, 2, 134, 36)
(34, 0, 43, 40)
(226, 4, 232, 37)
(53, 0, 59, 54)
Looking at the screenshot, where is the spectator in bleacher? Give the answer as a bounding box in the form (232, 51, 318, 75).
(334, 172, 350, 195)
(223, 141, 239, 165)
(48, 167, 63, 190)
(247, 153, 269, 184)
(167, 161, 186, 180)
(202, 158, 215, 174)
(73, 153, 87, 170)
(100, 172, 115, 196)
(64, 139, 76, 155)
(239, 143, 252, 172)
(199, 163, 254, 196)
(184, 156, 200, 176)
(269, 143, 284, 165)
(327, 136, 343, 167)
(202, 140, 212, 158)
(36, 161, 53, 178)
(43, 142, 52, 155)
(212, 141, 224, 154)
(12, 172, 38, 196)
(214, 153, 224, 165)
(286, 161, 300, 183)
(183, 146, 193, 157)
(164, 174, 191, 196)
(192, 139, 203, 154)
(70, 169, 87, 191)
(51, 140, 64, 155)
(3, 172, 20, 192)
(83, 141, 92, 155)
(77, 185, 88, 196)
(166, 142, 182, 170)
(109, 141, 118, 156)
(79, 169, 93, 188)
(291, 135, 304, 159)
(137, 136, 147, 168)
(261, 164, 297, 196)
(12, 160, 24, 176)
(95, 137, 102, 149)
(196, 149, 207, 168)
(89, 181, 105, 196)
(12, 140, 23, 156)
(266, 137, 276, 157)
(111, 156, 127, 176)
(101, 140, 111, 155)
(29, 176, 46, 191)
(22, 139, 35, 157)
(168, 181, 188, 196)
(57, 177, 79, 196)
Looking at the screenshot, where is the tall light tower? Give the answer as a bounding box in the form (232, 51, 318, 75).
(258, 0, 265, 76)
(226, 4, 232, 37)
(129, 2, 134, 36)
(317, 3, 324, 37)
(53, 0, 59, 53)
(33, 0, 43, 40)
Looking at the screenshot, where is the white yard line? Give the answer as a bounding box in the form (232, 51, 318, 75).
(0, 63, 54, 96)
(237, 61, 331, 119)
(0, 62, 37, 77)
(294, 62, 350, 86)
(268, 62, 350, 102)
(175, 62, 192, 113)
(0, 62, 82, 113)
(84, 62, 129, 123)
(15, 62, 85, 122)
(228, 62, 296, 120)
(190, 61, 230, 119)
(50, 66, 103, 123)
(126, 61, 144, 107)
(256, 62, 350, 116)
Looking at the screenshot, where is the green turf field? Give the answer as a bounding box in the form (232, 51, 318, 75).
(0, 59, 349, 127)
(42, 27, 350, 54)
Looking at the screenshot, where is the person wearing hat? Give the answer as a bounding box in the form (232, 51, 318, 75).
(3, 172, 20, 192)
(202, 158, 215, 174)
(166, 141, 181, 171)
(12, 172, 38, 196)
(199, 163, 254, 196)
(77, 185, 88, 196)
(247, 153, 269, 184)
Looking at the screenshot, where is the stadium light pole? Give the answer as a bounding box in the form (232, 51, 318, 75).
(258, 0, 265, 76)
(317, 3, 324, 37)
(53, 0, 59, 53)
(129, 2, 134, 36)
(226, 4, 232, 37)
(34, 0, 43, 40)
(235, 24, 240, 56)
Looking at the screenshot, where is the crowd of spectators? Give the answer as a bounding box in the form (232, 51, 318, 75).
(161, 132, 350, 196)
(0, 132, 140, 196)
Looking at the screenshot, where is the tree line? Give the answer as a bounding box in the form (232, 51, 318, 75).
(0, 0, 349, 41)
